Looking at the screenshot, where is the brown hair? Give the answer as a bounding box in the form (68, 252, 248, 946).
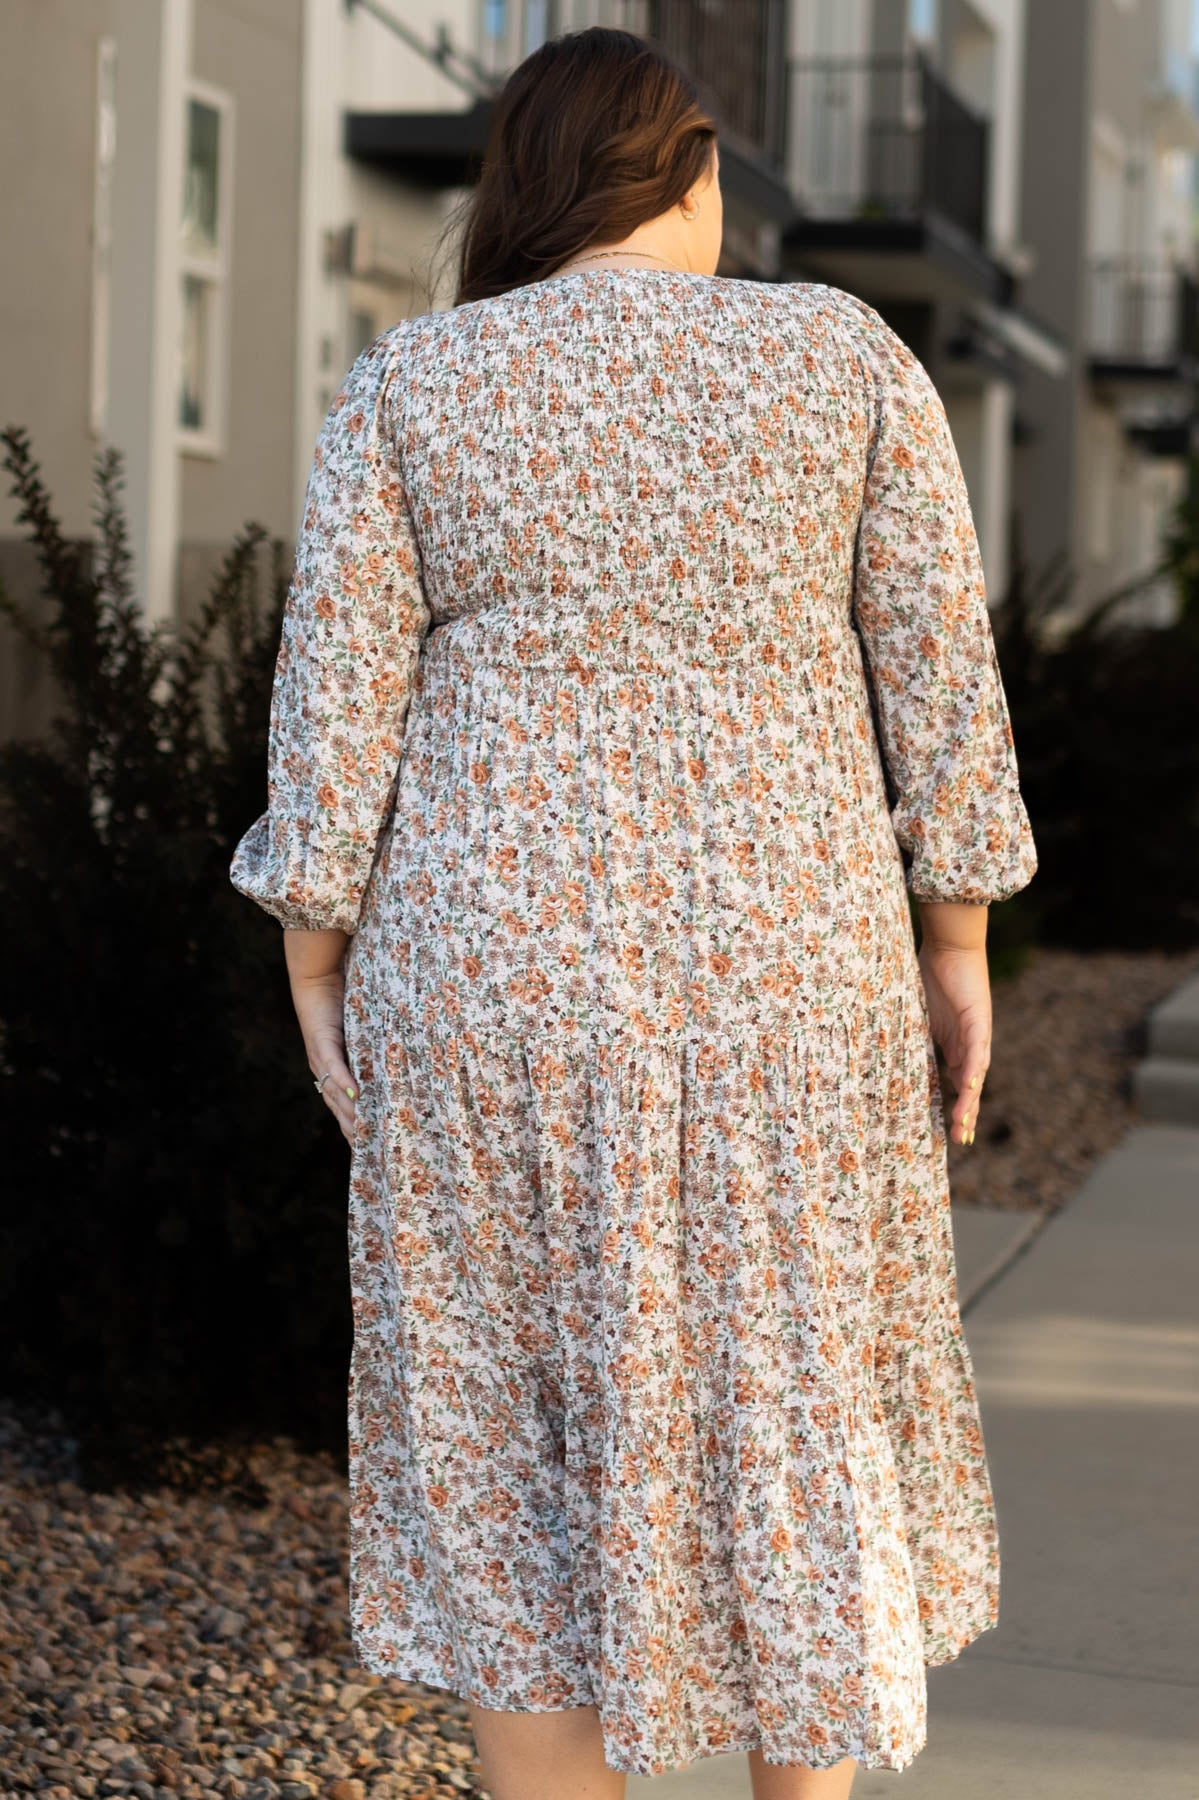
(449, 27, 718, 307)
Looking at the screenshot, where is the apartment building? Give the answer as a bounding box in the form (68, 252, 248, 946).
(1016, 0, 1199, 628)
(781, 0, 1069, 604)
(1, 0, 1195, 741)
(0, 0, 799, 743)
(1, 0, 310, 734)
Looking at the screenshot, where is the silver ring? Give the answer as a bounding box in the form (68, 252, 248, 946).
(314, 1070, 332, 1095)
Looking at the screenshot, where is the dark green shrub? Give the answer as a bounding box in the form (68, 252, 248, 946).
(0, 428, 353, 1487)
(991, 486, 1199, 952)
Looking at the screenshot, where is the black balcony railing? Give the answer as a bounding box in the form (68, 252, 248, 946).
(787, 51, 989, 244)
(647, 0, 788, 166)
(1089, 258, 1199, 371)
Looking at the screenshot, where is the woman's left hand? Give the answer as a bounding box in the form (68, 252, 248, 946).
(284, 927, 357, 1144)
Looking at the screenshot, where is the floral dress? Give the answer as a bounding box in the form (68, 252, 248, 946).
(231, 268, 1037, 1778)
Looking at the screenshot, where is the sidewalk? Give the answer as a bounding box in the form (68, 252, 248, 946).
(630, 1124, 1199, 1798)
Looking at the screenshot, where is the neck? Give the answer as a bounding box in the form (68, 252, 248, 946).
(555, 244, 687, 275)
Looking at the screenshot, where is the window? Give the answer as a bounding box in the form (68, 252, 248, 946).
(523, 0, 556, 54)
(89, 37, 117, 440)
(1087, 411, 1120, 564)
(1088, 118, 1127, 262)
(178, 82, 233, 454)
(349, 307, 380, 362)
(909, 0, 937, 41)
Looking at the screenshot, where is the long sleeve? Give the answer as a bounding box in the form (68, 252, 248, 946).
(230, 324, 432, 933)
(841, 292, 1038, 905)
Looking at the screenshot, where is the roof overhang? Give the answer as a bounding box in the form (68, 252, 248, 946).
(717, 136, 800, 231)
(1088, 355, 1198, 405)
(961, 297, 1071, 379)
(781, 210, 1011, 307)
(1125, 415, 1197, 457)
(344, 105, 799, 236)
(344, 100, 492, 189)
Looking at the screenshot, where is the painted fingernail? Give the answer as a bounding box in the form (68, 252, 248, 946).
(970, 1076, 979, 1088)
(346, 1086, 357, 1099)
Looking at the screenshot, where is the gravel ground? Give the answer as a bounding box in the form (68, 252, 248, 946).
(0, 1408, 486, 1800)
(3, 945, 1197, 1798)
(941, 942, 1199, 1213)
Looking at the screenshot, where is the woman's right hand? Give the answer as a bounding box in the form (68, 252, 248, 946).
(916, 903, 991, 1146)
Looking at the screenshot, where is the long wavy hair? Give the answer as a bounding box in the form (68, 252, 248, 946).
(448, 27, 718, 307)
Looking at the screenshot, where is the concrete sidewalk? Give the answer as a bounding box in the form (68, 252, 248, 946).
(629, 1125, 1199, 1798)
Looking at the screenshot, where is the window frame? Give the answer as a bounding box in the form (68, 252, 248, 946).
(89, 36, 118, 441)
(177, 77, 235, 460)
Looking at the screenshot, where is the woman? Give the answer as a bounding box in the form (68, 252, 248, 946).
(231, 26, 1037, 1800)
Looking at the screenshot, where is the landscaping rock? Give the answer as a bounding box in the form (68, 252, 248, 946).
(0, 1407, 491, 1799)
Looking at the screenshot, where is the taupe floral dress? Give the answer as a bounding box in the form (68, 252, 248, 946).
(231, 269, 1037, 1777)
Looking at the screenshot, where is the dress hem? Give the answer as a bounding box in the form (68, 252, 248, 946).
(349, 1607, 999, 1779)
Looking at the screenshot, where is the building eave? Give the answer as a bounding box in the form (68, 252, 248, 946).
(344, 100, 492, 188)
(781, 210, 1012, 307)
(343, 105, 799, 235)
(1125, 415, 1197, 457)
(1087, 355, 1199, 409)
(966, 297, 1071, 378)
